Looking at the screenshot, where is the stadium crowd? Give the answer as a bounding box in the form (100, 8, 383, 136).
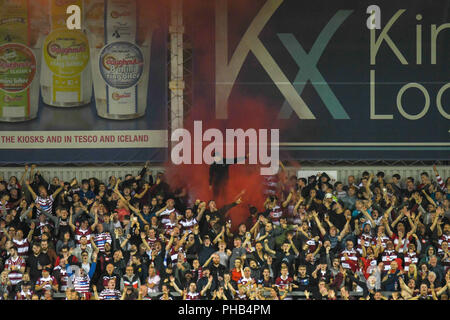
(0, 162, 449, 300)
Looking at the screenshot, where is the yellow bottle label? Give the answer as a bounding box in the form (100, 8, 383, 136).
(52, 74, 81, 102)
(0, 0, 29, 45)
(44, 29, 89, 77)
(43, 29, 89, 104)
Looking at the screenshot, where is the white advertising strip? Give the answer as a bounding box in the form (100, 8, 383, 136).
(0, 130, 168, 149)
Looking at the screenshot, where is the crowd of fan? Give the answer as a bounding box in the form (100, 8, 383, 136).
(0, 162, 449, 301)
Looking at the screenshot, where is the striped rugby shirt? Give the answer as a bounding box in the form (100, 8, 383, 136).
(36, 275, 58, 291)
(93, 232, 112, 252)
(269, 205, 284, 226)
(99, 288, 121, 300)
(35, 195, 54, 216)
(75, 227, 93, 244)
(53, 265, 69, 291)
(5, 256, 25, 285)
(403, 251, 418, 272)
(179, 218, 198, 234)
(381, 249, 398, 271)
(73, 276, 91, 293)
(186, 291, 200, 300)
(161, 218, 177, 235)
(12, 238, 30, 259)
(339, 248, 359, 271)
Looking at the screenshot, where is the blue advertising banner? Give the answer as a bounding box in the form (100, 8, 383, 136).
(190, 0, 450, 160)
(0, 0, 168, 164)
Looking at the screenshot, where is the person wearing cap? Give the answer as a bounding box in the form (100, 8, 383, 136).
(35, 267, 58, 294)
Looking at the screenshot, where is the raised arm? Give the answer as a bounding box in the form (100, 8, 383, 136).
(421, 189, 437, 207)
(41, 206, 58, 224)
(263, 239, 276, 256)
(213, 226, 225, 245)
(202, 254, 214, 268)
(51, 181, 65, 199)
(195, 202, 206, 222)
(282, 189, 294, 208)
(384, 204, 394, 223)
(391, 210, 405, 229)
(169, 276, 183, 295)
(365, 174, 374, 197)
(134, 184, 149, 200)
(135, 210, 149, 226)
(165, 232, 175, 252)
(68, 208, 76, 232)
(288, 236, 300, 256)
(19, 203, 34, 222)
(362, 209, 376, 226)
(293, 196, 304, 215)
(25, 180, 37, 200)
(312, 211, 326, 237)
(121, 234, 131, 249)
(338, 218, 351, 241)
(200, 276, 213, 296)
(430, 207, 443, 232)
(154, 205, 168, 218)
(433, 165, 446, 192)
(90, 237, 99, 254)
(27, 222, 35, 243)
(28, 164, 35, 183)
(90, 211, 99, 231)
(140, 232, 151, 251)
(19, 165, 28, 187)
(383, 217, 393, 238)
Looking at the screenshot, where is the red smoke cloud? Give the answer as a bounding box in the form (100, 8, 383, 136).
(164, 0, 294, 228)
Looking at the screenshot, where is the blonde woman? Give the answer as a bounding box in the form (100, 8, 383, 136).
(405, 263, 418, 283)
(0, 271, 11, 300)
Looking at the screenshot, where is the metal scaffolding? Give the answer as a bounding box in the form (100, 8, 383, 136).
(169, 0, 185, 147)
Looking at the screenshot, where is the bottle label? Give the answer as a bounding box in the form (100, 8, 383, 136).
(99, 41, 143, 115)
(43, 29, 89, 103)
(0, 0, 32, 119)
(100, 0, 142, 116)
(0, 43, 36, 118)
(105, 0, 137, 43)
(0, 0, 29, 45)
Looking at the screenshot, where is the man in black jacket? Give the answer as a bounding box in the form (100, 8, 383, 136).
(209, 153, 247, 200)
(27, 242, 52, 285)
